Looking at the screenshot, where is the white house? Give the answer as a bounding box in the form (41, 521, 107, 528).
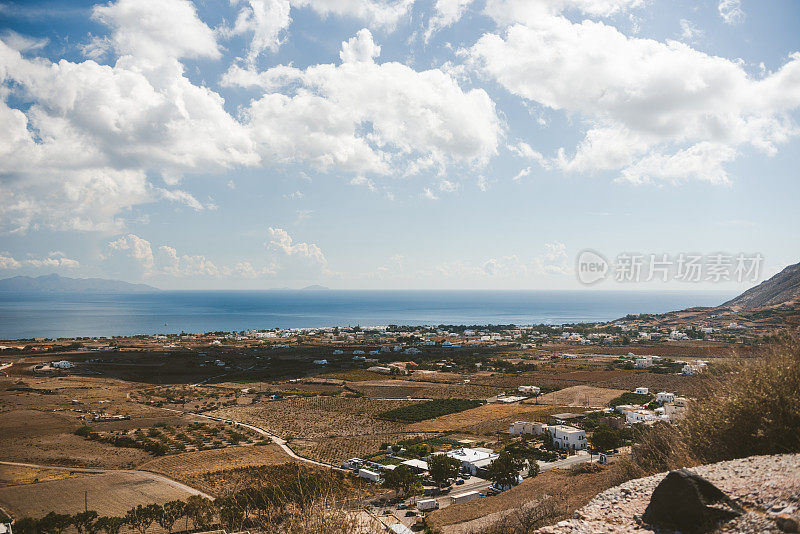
(445, 447, 499, 475)
(333, 349, 344, 355)
(52, 360, 74, 369)
(517, 385, 541, 395)
(656, 391, 675, 404)
(353, 350, 365, 355)
(358, 468, 381, 482)
(635, 387, 649, 395)
(548, 425, 587, 450)
(509, 421, 535, 435)
(626, 410, 656, 424)
(635, 357, 653, 369)
(313, 359, 328, 365)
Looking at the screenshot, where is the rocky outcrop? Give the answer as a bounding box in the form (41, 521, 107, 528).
(539, 454, 800, 533)
(723, 262, 800, 309)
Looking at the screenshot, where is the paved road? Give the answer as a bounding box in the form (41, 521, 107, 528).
(0, 460, 216, 500)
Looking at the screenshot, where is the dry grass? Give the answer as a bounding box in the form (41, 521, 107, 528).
(0, 465, 82, 487)
(0, 471, 194, 519)
(210, 397, 418, 463)
(532, 385, 627, 407)
(138, 443, 292, 484)
(407, 403, 567, 434)
(427, 463, 629, 533)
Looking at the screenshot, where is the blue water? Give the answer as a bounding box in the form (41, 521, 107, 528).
(0, 290, 734, 339)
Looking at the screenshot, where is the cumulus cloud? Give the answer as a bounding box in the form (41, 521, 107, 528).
(0, 252, 79, 269)
(340, 29, 381, 63)
(266, 227, 327, 277)
(106, 234, 155, 271)
(467, 14, 800, 183)
(157, 245, 220, 277)
(435, 242, 569, 279)
(223, 29, 500, 176)
(483, 0, 645, 25)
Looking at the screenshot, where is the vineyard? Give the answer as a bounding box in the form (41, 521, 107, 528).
(377, 398, 484, 422)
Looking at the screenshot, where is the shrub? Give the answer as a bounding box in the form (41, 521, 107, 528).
(377, 399, 483, 423)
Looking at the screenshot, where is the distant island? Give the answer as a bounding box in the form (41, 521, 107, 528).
(0, 274, 159, 293)
(301, 284, 331, 290)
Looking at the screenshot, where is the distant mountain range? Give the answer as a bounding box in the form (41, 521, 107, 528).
(0, 274, 159, 293)
(302, 284, 330, 290)
(722, 261, 800, 309)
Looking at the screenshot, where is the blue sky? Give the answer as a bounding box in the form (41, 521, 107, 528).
(0, 0, 798, 290)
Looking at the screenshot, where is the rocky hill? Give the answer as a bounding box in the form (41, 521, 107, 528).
(723, 261, 800, 309)
(540, 454, 800, 533)
(0, 274, 158, 292)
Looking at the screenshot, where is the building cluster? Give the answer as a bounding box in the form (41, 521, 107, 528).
(509, 421, 587, 450)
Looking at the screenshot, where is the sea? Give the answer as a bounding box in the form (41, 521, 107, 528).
(0, 290, 736, 340)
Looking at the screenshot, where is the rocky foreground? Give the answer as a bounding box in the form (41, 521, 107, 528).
(540, 454, 800, 533)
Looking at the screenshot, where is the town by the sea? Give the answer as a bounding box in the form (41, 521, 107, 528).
(0, 290, 735, 339)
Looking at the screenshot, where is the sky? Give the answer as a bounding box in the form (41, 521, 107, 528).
(0, 0, 799, 291)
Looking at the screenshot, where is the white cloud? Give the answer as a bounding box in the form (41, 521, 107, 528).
(512, 166, 531, 181)
(679, 19, 703, 43)
(0, 254, 21, 269)
(223, 0, 292, 64)
(283, 190, 305, 199)
(0, 30, 48, 52)
(435, 242, 569, 279)
(157, 245, 220, 277)
(91, 0, 220, 62)
(293, 0, 414, 30)
(266, 227, 327, 277)
(421, 187, 439, 200)
(438, 179, 458, 192)
(618, 142, 736, 184)
(350, 175, 378, 191)
(224, 30, 500, 177)
(0, 252, 79, 269)
(340, 29, 381, 63)
(106, 234, 155, 271)
(467, 14, 800, 183)
(718, 0, 745, 25)
(425, 0, 476, 42)
(156, 188, 207, 210)
(483, 0, 645, 25)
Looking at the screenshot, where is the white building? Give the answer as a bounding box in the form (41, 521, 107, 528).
(517, 385, 541, 395)
(626, 410, 656, 424)
(52, 360, 74, 369)
(656, 391, 675, 404)
(445, 447, 499, 475)
(509, 421, 535, 435)
(313, 359, 328, 365)
(367, 366, 392, 374)
(450, 491, 480, 504)
(358, 468, 381, 482)
(635, 387, 649, 395)
(333, 349, 344, 355)
(548, 425, 587, 450)
(635, 357, 653, 369)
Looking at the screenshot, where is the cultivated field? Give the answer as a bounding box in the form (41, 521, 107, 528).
(533, 385, 627, 407)
(0, 471, 195, 518)
(139, 443, 291, 492)
(407, 403, 569, 434)
(210, 397, 420, 464)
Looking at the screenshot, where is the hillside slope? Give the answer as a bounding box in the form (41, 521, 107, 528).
(723, 261, 800, 309)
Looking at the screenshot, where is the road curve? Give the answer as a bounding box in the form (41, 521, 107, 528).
(0, 460, 215, 500)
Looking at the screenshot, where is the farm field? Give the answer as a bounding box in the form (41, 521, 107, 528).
(139, 443, 291, 491)
(378, 399, 484, 422)
(210, 396, 421, 464)
(407, 403, 570, 434)
(345, 378, 504, 400)
(0, 471, 195, 519)
(0, 464, 84, 487)
(532, 385, 628, 407)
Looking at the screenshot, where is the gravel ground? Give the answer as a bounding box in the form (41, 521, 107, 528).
(539, 454, 800, 533)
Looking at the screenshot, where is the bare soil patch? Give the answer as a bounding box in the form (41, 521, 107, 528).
(533, 385, 627, 407)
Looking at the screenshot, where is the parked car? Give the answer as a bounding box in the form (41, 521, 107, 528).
(455, 479, 465, 485)
(397, 504, 409, 510)
(405, 511, 417, 517)
(460, 474, 471, 479)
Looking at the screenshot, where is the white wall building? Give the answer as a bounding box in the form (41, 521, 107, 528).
(445, 447, 499, 475)
(518, 385, 541, 395)
(548, 425, 587, 450)
(635, 357, 653, 369)
(656, 391, 675, 404)
(635, 387, 649, 395)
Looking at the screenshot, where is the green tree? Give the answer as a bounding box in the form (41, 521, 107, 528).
(504, 440, 540, 475)
(72, 511, 99, 534)
(95, 517, 124, 534)
(185, 495, 215, 531)
(39, 513, 72, 534)
(12, 518, 40, 534)
(486, 451, 525, 490)
(383, 465, 422, 498)
(591, 425, 622, 452)
(124, 505, 160, 534)
(155, 501, 186, 534)
(428, 454, 461, 485)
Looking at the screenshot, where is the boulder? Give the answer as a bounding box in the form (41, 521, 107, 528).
(642, 468, 744, 532)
